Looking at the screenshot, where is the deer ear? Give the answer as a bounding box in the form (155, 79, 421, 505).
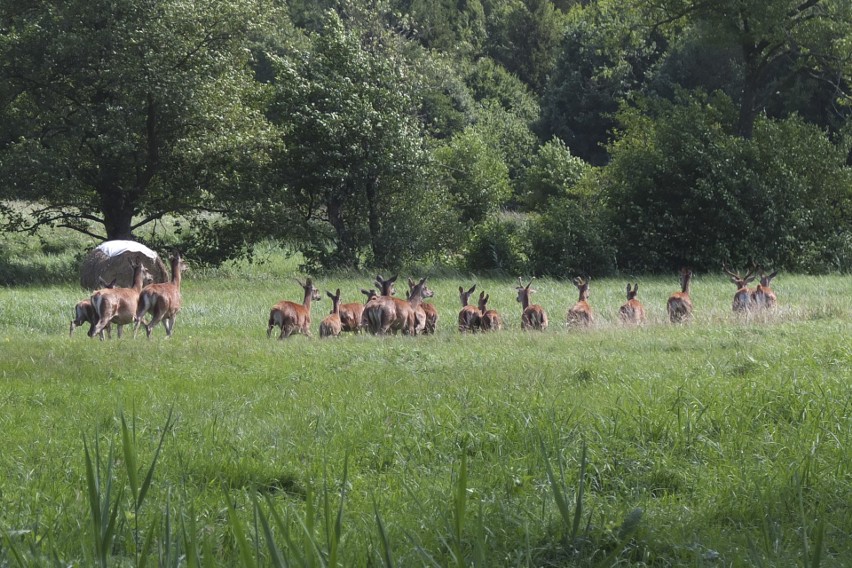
(459, 286, 464, 294)
(479, 290, 485, 299)
(468, 284, 476, 294)
(768, 271, 778, 280)
(388, 275, 398, 283)
(484, 294, 489, 303)
(634, 283, 639, 293)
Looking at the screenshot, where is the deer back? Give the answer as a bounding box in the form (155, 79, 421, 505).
(618, 283, 645, 324)
(567, 277, 593, 326)
(667, 269, 693, 322)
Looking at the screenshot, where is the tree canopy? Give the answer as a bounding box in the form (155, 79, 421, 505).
(1, 0, 850, 273)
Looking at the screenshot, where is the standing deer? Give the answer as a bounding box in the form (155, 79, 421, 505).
(752, 270, 778, 309)
(361, 275, 397, 334)
(723, 263, 758, 312)
(70, 278, 116, 338)
(266, 278, 321, 340)
(364, 276, 431, 335)
(319, 289, 343, 338)
(516, 277, 548, 331)
(478, 291, 502, 331)
(566, 276, 594, 327)
(89, 261, 153, 339)
(409, 277, 438, 334)
(667, 268, 693, 323)
(457, 284, 481, 333)
(133, 251, 188, 339)
(339, 289, 375, 333)
(618, 283, 646, 325)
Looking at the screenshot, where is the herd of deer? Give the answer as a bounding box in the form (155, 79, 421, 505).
(70, 252, 188, 339)
(70, 257, 778, 340)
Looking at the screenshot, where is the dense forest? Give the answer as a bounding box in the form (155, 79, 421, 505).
(1, 0, 851, 274)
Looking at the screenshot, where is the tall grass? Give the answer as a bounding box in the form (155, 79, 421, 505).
(0, 234, 849, 565)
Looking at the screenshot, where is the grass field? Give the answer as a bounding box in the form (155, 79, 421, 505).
(0, 236, 850, 566)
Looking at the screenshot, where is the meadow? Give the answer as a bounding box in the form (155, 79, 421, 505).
(0, 235, 850, 566)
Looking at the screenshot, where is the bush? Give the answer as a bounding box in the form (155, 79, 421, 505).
(464, 213, 531, 274)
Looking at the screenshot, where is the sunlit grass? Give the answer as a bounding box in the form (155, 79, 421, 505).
(0, 234, 849, 565)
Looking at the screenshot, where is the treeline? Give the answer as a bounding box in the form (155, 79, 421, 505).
(1, 0, 850, 274)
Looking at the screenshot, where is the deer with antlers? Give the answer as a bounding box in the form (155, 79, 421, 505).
(457, 284, 481, 333)
(133, 251, 187, 339)
(516, 277, 548, 331)
(70, 278, 116, 339)
(618, 283, 646, 325)
(723, 263, 758, 312)
(566, 276, 594, 327)
(319, 289, 343, 338)
(89, 261, 153, 339)
(667, 268, 693, 323)
(266, 278, 321, 339)
(752, 269, 778, 309)
(478, 291, 502, 331)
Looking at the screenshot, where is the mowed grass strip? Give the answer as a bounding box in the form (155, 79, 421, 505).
(0, 270, 850, 565)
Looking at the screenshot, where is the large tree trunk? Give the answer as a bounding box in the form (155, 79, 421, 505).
(100, 188, 136, 241)
(365, 176, 385, 266)
(326, 193, 359, 269)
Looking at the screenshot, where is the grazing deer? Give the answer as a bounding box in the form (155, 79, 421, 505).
(70, 277, 116, 339)
(339, 289, 375, 333)
(723, 263, 758, 312)
(478, 291, 502, 331)
(516, 277, 548, 331)
(133, 251, 188, 339)
(409, 278, 438, 334)
(266, 278, 321, 340)
(89, 261, 153, 339)
(566, 276, 594, 327)
(618, 283, 646, 325)
(667, 268, 693, 323)
(752, 269, 778, 309)
(319, 289, 343, 338)
(457, 284, 481, 333)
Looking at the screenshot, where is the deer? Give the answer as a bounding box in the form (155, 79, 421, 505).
(723, 263, 758, 312)
(363, 275, 432, 335)
(266, 277, 321, 340)
(89, 261, 153, 339)
(478, 291, 502, 331)
(319, 289, 343, 338)
(361, 274, 397, 334)
(667, 268, 693, 323)
(566, 276, 594, 327)
(338, 289, 375, 333)
(457, 284, 481, 333)
(133, 251, 188, 339)
(70, 277, 116, 339)
(618, 282, 646, 325)
(752, 269, 778, 309)
(516, 277, 548, 331)
(409, 277, 438, 334)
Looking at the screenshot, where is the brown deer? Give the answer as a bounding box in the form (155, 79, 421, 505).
(478, 291, 502, 331)
(89, 261, 153, 339)
(409, 277, 438, 334)
(361, 275, 397, 334)
(667, 268, 693, 323)
(363, 276, 432, 335)
(457, 284, 481, 333)
(133, 251, 188, 339)
(338, 289, 375, 333)
(516, 277, 548, 331)
(266, 278, 321, 340)
(618, 283, 646, 325)
(723, 263, 758, 312)
(566, 276, 594, 327)
(319, 289, 343, 338)
(70, 278, 116, 338)
(752, 269, 778, 309)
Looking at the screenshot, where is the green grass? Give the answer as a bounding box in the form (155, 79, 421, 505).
(0, 239, 850, 566)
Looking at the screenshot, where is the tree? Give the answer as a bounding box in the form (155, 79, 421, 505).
(636, 0, 852, 138)
(0, 0, 276, 242)
(270, 11, 458, 269)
